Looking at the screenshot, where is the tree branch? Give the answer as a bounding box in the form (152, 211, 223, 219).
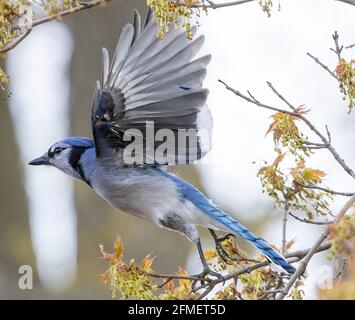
(182, 0, 257, 9)
(2, 0, 355, 55)
(336, 0, 355, 7)
(267, 81, 297, 111)
(146, 272, 212, 283)
(187, 0, 355, 9)
(219, 79, 355, 180)
(193, 241, 331, 299)
(294, 181, 355, 197)
(306, 52, 339, 80)
(330, 31, 343, 61)
(218, 79, 297, 115)
(289, 212, 333, 225)
(32, 0, 117, 28)
(141, 240, 331, 300)
(276, 194, 355, 300)
(0, 0, 118, 54)
(282, 200, 289, 254)
(0, 28, 32, 54)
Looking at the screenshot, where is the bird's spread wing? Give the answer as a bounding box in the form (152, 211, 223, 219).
(91, 9, 213, 165)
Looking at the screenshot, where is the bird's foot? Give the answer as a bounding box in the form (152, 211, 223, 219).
(191, 267, 224, 291)
(212, 233, 236, 263)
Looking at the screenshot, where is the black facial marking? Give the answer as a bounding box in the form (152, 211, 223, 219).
(69, 147, 91, 187)
(48, 147, 65, 158)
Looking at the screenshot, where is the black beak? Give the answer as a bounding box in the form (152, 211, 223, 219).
(28, 155, 50, 166)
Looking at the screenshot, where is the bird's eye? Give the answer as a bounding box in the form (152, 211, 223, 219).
(54, 148, 63, 155)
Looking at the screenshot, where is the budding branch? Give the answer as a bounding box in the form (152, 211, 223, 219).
(1, 1, 354, 54)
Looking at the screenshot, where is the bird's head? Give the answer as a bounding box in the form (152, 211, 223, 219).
(29, 137, 94, 180)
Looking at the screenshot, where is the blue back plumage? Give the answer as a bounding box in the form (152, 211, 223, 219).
(157, 168, 295, 274)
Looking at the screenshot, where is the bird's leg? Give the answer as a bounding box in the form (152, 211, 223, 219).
(209, 229, 235, 263)
(191, 239, 224, 291)
(158, 215, 224, 290)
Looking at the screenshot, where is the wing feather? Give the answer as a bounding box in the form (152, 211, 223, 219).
(91, 9, 213, 164)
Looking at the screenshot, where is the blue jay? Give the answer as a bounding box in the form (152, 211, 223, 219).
(29, 9, 295, 277)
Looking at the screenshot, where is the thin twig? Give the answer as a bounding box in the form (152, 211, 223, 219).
(151, 241, 331, 300)
(289, 212, 333, 225)
(330, 31, 344, 62)
(282, 200, 289, 254)
(345, 43, 355, 49)
(267, 81, 296, 111)
(0, 28, 32, 54)
(146, 272, 211, 283)
(32, 0, 116, 28)
(187, 0, 355, 9)
(204, 0, 217, 8)
(294, 181, 355, 197)
(306, 53, 339, 80)
(143, 241, 331, 300)
(0, 0, 118, 54)
(336, 0, 355, 6)
(195, 284, 215, 300)
(303, 140, 328, 147)
(0, 0, 259, 54)
(300, 145, 328, 150)
(219, 79, 355, 180)
(201, 242, 331, 294)
(158, 278, 174, 289)
(285, 242, 331, 258)
(181, 0, 257, 9)
(2, 0, 354, 55)
(247, 90, 260, 103)
(218, 79, 297, 116)
(325, 125, 332, 143)
(258, 289, 283, 300)
(333, 256, 348, 281)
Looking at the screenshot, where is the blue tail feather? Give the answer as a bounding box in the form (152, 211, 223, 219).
(206, 210, 296, 274)
(160, 169, 296, 274)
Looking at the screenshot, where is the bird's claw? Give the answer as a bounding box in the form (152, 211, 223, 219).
(213, 233, 236, 263)
(217, 233, 236, 243)
(191, 267, 224, 291)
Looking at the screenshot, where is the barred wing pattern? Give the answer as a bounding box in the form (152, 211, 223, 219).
(91, 9, 213, 164)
